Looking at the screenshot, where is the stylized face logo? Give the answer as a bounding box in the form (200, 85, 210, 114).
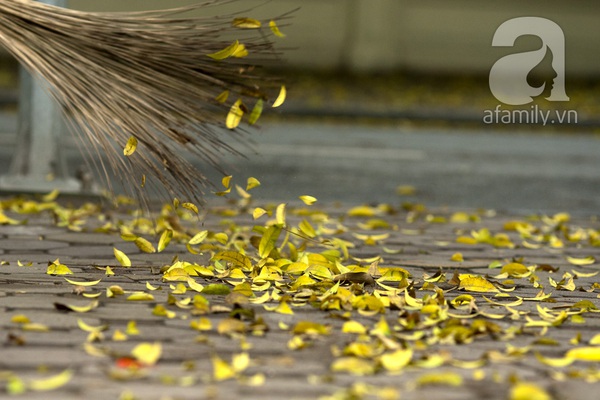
(489, 17, 569, 106)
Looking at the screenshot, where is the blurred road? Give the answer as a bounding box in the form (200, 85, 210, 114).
(218, 122, 600, 214)
(0, 113, 599, 214)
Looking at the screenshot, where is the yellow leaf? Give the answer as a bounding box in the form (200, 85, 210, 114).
(331, 357, 375, 376)
(42, 189, 60, 202)
(269, 20, 286, 37)
(510, 382, 551, 400)
(158, 229, 173, 252)
(64, 278, 101, 287)
(207, 40, 240, 60)
(342, 320, 367, 335)
(188, 230, 208, 245)
(112, 329, 128, 341)
(501, 262, 529, 277)
(232, 352, 250, 372)
(259, 225, 281, 258)
(417, 372, 463, 387)
(534, 352, 574, 367)
(566, 346, 600, 361)
(253, 207, 267, 219)
(380, 348, 413, 372)
(233, 17, 261, 29)
(134, 237, 156, 253)
(566, 256, 595, 266)
(187, 278, 204, 293)
(451, 252, 464, 262)
(182, 202, 199, 214)
(126, 321, 140, 335)
(22, 323, 49, 332)
(231, 43, 248, 58)
(222, 175, 232, 188)
(246, 177, 261, 191)
(299, 195, 317, 205)
(298, 219, 316, 238)
(123, 136, 138, 156)
(272, 85, 286, 108)
(248, 99, 263, 125)
(113, 248, 131, 267)
(46, 260, 73, 275)
(213, 355, 236, 381)
(348, 205, 377, 217)
(274, 203, 287, 227)
(11, 314, 30, 324)
(29, 369, 73, 392)
(190, 317, 212, 331)
(215, 90, 229, 103)
(226, 99, 244, 129)
(105, 266, 115, 276)
(212, 251, 252, 270)
(126, 292, 154, 301)
(131, 342, 162, 366)
(65, 300, 99, 313)
(459, 275, 499, 293)
(292, 321, 330, 335)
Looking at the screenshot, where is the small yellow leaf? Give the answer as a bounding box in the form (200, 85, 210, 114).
(451, 252, 464, 262)
(222, 175, 232, 188)
(510, 382, 551, 400)
(113, 248, 131, 267)
(275, 203, 286, 226)
(112, 329, 128, 341)
(64, 278, 101, 287)
(342, 320, 367, 335)
(566, 256, 595, 266)
(417, 371, 463, 387)
(22, 323, 50, 332)
(134, 237, 156, 253)
(126, 292, 154, 301)
(11, 314, 30, 324)
(56, 300, 99, 313)
(188, 230, 208, 245)
(123, 136, 138, 156)
(299, 195, 317, 205)
(29, 369, 73, 392)
(131, 342, 162, 366)
(231, 43, 248, 58)
(226, 99, 244, 129)
(126, 321, 140, 335)
(46, 260, 73, 275)
(380, 349, 413, 372)
(566, 346, 600, 361)
(232, 352, 250, 372)
(253, 207, 267, 219)
(207, 40, 240, 60)
(269, 20, 286, 37)
(459, 275, 499, 293)
(272, 85, 286, 108)
(249, 99, 263, 125)
(105, 266, 115, 276)
(233, 17, 261, 29)
(215, 90, 229, 103)
(158, 229, 173, 252)
(213, 355, 236, 381)
(42, 189, 60, 202)
(246, 177, 261, 191)
(182, 202, 199, 214)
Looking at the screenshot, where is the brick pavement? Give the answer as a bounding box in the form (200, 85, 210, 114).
(0, 195, 600, 399)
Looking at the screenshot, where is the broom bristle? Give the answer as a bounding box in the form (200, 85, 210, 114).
(0, 0, 287, 205)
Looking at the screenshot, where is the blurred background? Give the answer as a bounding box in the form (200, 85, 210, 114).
(0, 0, 599, 213)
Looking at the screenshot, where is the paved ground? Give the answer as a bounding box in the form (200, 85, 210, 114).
(1, 193, 600, 399)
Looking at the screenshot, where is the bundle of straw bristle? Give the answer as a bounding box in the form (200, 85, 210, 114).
(0, 0, 288, 204)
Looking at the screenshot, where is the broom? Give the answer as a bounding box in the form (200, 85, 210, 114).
(0, 0, 287, 204)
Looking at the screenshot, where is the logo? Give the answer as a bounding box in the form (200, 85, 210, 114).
(489, 17, 569, 106)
